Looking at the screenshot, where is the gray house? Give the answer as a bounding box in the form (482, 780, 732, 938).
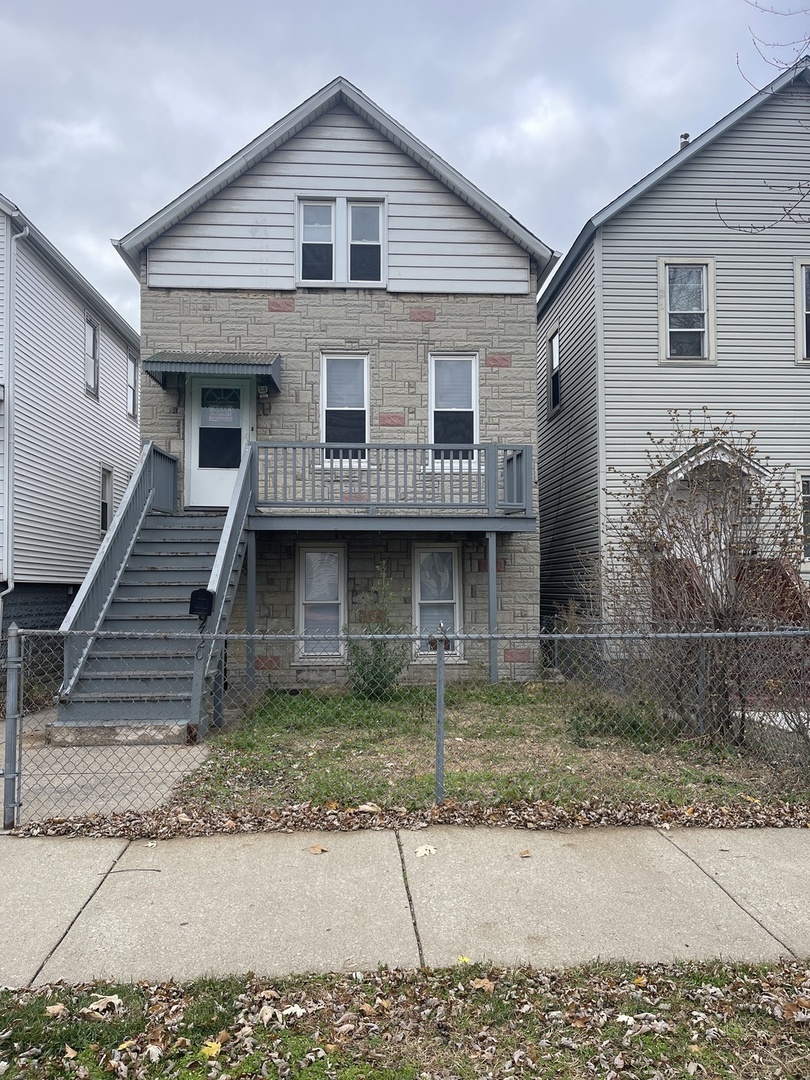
(57, 77, 557, 740)
(536, 57, 810, 623)
(0, 194, 140, 634)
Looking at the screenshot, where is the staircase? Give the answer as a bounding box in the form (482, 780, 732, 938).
(50, 514, 244, 745)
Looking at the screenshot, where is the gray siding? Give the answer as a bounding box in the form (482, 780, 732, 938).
(600, 80, 810, 507)
(537, 245, 600, 622)
(12, 243, 140, 583)
(147, 104, 530, 294)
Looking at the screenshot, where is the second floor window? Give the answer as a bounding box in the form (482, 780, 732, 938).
(85, 315, 99, 396)
(430, 355, 477, 460)
(548, 329, 561, 412)
(301, 203, 334, 281)
(802, 476, 810, 559)
(322, 355, 368, 459)
(665, 263, 707, 359)
(300, 198, 384, 285)
(127, 351, 138, 419)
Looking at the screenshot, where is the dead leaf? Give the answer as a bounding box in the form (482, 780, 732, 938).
(415, 845, 436, 857)
(117, 1039, 137, 1051)
(471, 977, 495, 993)
(309, 844, 328, 855)
(64, 1046, 77, 1060)
(80, 995, 123, 1019)
(200, 1040, 221, 1059)
(518, 848, 531, 858)
(357, 803, 382, 813)
(176, 813, 192, 825)
(45, 1003, 67, 1018)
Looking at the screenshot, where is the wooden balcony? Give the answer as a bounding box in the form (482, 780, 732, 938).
(248, 442, 535, 533)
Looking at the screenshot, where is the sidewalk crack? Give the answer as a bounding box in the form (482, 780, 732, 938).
(395, 828, 425, 969)
(28, 840, 132, 986)
(657, 829, 797, 958)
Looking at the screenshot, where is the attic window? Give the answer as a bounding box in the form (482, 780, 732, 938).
(658, 257, 715, 364)
(298, 197, 385, 286)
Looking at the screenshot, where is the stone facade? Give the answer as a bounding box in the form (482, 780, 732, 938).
(140, 268, 540, 684)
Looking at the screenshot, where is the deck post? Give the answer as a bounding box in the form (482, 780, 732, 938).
(487, 531, 498, 683)
(246, 530, 256, 698)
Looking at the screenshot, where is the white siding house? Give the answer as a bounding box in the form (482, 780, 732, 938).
(537, 57, 810, 623)
(0, 193, 140, 631)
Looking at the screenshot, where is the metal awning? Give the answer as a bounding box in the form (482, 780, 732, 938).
(143, 351, 281, 392)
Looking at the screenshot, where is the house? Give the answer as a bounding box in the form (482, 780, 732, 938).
(536, 56, 810, 625)
(55, 77, 557, 740)
(0, 193, 140, 634)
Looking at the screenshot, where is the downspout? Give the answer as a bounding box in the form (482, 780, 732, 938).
(0, 214, 29, 634)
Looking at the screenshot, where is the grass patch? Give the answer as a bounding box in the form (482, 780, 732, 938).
(177, 681, 810, 815)
(2, 961, 808, 1078)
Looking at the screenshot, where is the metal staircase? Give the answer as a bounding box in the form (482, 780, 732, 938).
(51, 442, 253, 746)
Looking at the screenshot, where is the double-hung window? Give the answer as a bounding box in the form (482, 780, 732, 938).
(414, 546, 461, 654)
(299, 198, 384, 285)
(85, 314, 99, 396)
(100, 468, 113, 532)
(126, 351, 138, 419)
(429, 355, 477, 461)
(659, 259, 715, 362)
(321, 354, 368, 459)
(802, 476, 810, 560)
(297, 545, 346, 658)
(548, 329, 561, 412)
(794, 261, 810, 362)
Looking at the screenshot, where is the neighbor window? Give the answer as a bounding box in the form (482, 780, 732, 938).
(297, 546, 345, 658)
(548, 328, 561, 412)
(429, 355, 477, 460)
(299, 197, 384, 284)
(127, 351, 138, 419)
(85, 314, 99, 396)
(100, 468, 113, 532)
(413, 546, 461, 654)
(794, 261, 810, 362)
(321, 354, 368, 459)
(659, 258, 715, 363)
(802, 476, 810, 559)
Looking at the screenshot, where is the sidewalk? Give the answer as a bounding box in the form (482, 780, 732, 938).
(2, 826, 809, 988)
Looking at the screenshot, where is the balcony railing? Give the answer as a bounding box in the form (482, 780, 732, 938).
(252, 443, 533, 517)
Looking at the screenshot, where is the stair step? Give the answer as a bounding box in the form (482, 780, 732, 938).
(119, 569, 213, 585)
(46, 718, 197, 746)
(108, 598, 197, 617)
(75, 675, 194, 695)
(86, 653, 195, 673)
(91, 639, 200, 656)
(56, 699, 193, 722)
(132, 543, 220, 557)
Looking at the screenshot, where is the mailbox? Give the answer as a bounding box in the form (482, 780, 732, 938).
(189, 588, 214, 618)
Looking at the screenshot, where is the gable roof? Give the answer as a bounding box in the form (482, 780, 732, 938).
(116, 76, 559, 282)
(649, 438, 770, 485)
(0, 192, 139, 351)
(537, 56, 810, 315)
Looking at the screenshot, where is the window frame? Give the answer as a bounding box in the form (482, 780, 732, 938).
(794, 260, 810, 363)
(296, 544, 347, 661)
(320, 352, 370, 461)
(428, 353, 479, 465)
(657, 257, 716, 364)
(412, 544, 463, 657)
(297, 195, 386, 287)
(84, 313, 100, 397)
(100, 466, 113, 534)
(800, 473, 810, 563)
(547, 326, 561, 414)
(126, 350, 138, 419)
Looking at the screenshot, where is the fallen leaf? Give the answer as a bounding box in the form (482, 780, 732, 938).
(80, 995, 124, 1018)
(64, 1046, 77, 1060)
(176, 813, 192, 825)
(471, 977, 495, 993)
(518, 848, 531, 858)
(145, 841, 157, 848)
(309, 844, 328, 855)
(117, 1039, 137, 1051)
(200, 1040, 221, 1059)
(357, 803, 382, 813)
(415, 845, 436, 857)
(45, 1003, 67, 1018)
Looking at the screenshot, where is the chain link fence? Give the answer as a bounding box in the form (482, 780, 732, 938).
(3, 627, 810, 827)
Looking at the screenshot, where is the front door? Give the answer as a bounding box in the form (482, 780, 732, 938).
(187, 377, 254, 507)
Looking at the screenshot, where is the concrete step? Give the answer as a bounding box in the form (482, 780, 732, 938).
(45, 717, 197, 746)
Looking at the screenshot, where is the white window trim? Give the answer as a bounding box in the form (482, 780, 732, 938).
(84, 312, 100, 397)
(428, 353, 479, 469)
(412, 543, 463, 659)
(657, 257, 716, 364)
(547, 325, 561, 416)
(296, 194, 387, 287)
(798, 472, 810, 566)
(127, 350, 138, 420)
(100, 465, 114, 535)
(295, 544, 347, 662)
(319, 352, 370, 464)
(794, 259, 810, 364)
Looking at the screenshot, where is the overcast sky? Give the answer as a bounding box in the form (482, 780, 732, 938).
(0, 0, 804, 328)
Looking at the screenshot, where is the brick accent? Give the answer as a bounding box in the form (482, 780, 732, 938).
(503, 648, 531, 664)
(379, 412, 405, 427)
(255, 655, 282, 670)
(268, 298, 295, 312)
(478, 558, 506, 573)
(486, 352, 512, 367)
(409, 307, 436, 322)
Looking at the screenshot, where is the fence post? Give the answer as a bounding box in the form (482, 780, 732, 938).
(433, 626, 446, 804)
(4, 625, 21, 829)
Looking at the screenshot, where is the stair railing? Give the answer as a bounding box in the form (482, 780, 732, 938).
(59, 442, 178, 699)
(190, 444, 255, 730)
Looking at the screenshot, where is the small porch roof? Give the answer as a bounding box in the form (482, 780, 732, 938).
(143, 351, 282, 391)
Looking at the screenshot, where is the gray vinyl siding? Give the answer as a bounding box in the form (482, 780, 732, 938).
(0, 214, 8, 581)
(147, 104, 531, 294)
(11, 243, 140, 583)
(537, 245, 600, 622)
(600, 79, 810, 517)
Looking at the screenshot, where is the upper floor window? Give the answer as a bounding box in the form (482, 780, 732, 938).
(794, 260, 810, 363)
(429, 354, 478, 461)
(548, 328, 561, 413)
(658, 258, 715, 363)
(127, 351, 138, 419)
(802, 475, 810, 559)
(299, 197, 384, 285)
(84, 314, 99, 396)
(321, 354, 368, 459)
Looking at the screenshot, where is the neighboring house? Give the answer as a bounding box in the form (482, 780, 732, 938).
(55, 75, 558, 737)
(536, 56, 810, 624)
(0, 193, 140, 634)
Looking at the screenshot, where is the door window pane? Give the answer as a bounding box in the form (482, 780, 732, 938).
(198, 387, 242, 469)
(416, 549, 458, 651)
(301, 549, 342, 656)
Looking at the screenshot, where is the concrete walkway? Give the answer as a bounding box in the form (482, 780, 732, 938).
(2, 826, 809, 988)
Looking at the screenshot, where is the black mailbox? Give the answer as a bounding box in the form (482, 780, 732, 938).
(189, 589, 214, 618)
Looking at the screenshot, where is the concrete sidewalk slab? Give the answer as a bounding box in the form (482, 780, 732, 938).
(37, 831, 419, 984)
(0, 835, 128, 988)
(400, 826, 788, 968)
(664, 828, 810, 958)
